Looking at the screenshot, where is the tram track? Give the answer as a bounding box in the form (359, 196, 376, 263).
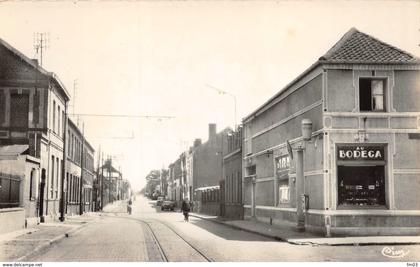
(102, 212, 213, 262)
(139, 217, 214, 262)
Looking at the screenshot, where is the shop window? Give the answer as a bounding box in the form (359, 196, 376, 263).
(279, 184, 289, 203)
(338, 166, 385, 207)
(276, 155, 290, 204)
(359, 78, 385, 111)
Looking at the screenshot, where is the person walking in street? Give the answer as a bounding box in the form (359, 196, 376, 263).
(127, 198, 133, 215)
(181, 198, 191, 222)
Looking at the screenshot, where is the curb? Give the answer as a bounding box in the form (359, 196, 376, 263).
(287, 240, 420, 247)
(16, 223, 87, 262)
(189, 214, 420, 247)
(189, 214, 286, 242)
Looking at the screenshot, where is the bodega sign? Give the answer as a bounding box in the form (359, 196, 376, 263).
(337, 145, 385, 161)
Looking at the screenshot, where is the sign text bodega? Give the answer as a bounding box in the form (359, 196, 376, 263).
(337, 145, 384, 161)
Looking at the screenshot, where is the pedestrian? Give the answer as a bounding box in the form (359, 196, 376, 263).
(181, 198, 191, 222)
(127, 198, 133, 215)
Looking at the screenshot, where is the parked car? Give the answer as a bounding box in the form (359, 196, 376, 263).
(161, 200, 175, 211)
(156, 196, 165, 206)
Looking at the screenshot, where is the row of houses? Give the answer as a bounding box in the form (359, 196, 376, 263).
(0, 38, 130, 234)
(164, 124, 230, 212)
(161, 28, 420, 236)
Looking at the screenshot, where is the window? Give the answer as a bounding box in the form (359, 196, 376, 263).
(52, 101, 56, 132)
(359, 78, 385, 111)
(67, 131, 71, 157)
(337, 145, 386, 207)
(244, 124, 252, 155)
(231, 173, 235, 203)
(62, 111, 65, 137)
(279, 185, 289, 203)
(237, 171, 242, 203)
(57, 106, 61, 136)
(0, 174, 21, 208)
(56, 158, 59, 198)
(245, 165, 256, 177)
(10, 94, 29, 128)
(276, 155, 290, 204)
(29, 169, 37, 200)
(66, 173, 69, 202)
(51, 156, 55, 198)
(338, 166, 385, 207)
(70, 175, 74, 202)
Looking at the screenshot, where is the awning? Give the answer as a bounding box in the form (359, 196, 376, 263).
(0, 145, 29, 157)
(194, 186, 220, 192)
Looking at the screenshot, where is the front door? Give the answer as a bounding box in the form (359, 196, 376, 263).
(39, 169, 46, 222)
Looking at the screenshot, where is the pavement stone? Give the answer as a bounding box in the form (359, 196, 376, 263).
(190, 213, 420, 246)
(0, 213, 100, 262)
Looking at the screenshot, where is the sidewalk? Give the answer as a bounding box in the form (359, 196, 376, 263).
(0, 213, 100, 262)
(190, 213, 420, 246)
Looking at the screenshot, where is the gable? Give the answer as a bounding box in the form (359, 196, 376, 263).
(320, 28, 420, 64)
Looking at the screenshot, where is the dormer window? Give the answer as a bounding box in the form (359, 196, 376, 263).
(359, 78, 385, 112)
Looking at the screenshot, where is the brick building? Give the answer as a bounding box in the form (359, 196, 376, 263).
(221, 126, 243, 219)
(191, 124, 230, 214)
(65, 119, 95, 215)
(0, 38, 70, 232)
(242, 28, 420, 236)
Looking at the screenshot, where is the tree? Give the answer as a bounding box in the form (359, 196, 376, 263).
(145, 169, 161, 195)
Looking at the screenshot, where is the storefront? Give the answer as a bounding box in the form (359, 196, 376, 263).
(336, 144, 386, 208)
(241, 28, 420, 236)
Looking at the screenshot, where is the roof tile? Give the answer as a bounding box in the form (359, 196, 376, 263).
(320, 28, 420, 64)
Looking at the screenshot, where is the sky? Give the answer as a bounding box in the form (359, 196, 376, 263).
(0, 0, 419, 191)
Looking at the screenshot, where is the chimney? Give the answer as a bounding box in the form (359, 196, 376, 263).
(193, 138, 202, 147)
(208, 123, 217, 141)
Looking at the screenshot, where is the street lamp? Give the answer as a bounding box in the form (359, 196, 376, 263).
(206, 84, 237, 129)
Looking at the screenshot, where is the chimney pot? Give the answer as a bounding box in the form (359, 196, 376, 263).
(209, 123, 217, 141)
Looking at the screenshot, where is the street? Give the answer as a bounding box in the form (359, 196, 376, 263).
(25, 194, 420, 262)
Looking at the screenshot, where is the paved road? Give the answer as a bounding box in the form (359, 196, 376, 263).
(27, 195, 420, 262)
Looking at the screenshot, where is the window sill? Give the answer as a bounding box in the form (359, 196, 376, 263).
(337, 205, 388, 210)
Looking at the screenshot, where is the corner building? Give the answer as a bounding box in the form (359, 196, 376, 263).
(242, 28, 420, 236)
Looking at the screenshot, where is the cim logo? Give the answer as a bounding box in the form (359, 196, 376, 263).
(381, 246, 410, 258)
(337, 146, 385, 161)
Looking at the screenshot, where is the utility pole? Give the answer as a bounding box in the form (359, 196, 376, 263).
(79, 123, 85, 215)
(72, 80, 77, 116)
(96, 146, 101, 211)
(33, 32, 49, 67)
(59, 102, 68, 222)
(108, 157, 112, 204)
(101, 152, 104, 210)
